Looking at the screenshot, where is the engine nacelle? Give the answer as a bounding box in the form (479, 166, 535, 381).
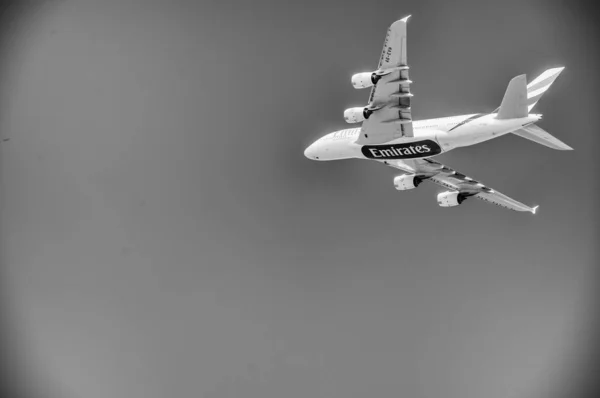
(393, 174, 423, 191)
(351, 72, 381, 89)
(437, 191, 467, 207)
(343, 107, 373, 123)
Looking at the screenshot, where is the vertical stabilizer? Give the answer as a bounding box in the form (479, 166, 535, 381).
(496, 74, 528, 119)
(526, 67, 564, 111)
(492, 67, 564, 114)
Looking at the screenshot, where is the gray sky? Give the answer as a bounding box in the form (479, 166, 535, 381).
(1, 1, 598, 398)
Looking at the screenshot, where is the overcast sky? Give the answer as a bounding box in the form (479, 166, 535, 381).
(1, 1, 598, 398)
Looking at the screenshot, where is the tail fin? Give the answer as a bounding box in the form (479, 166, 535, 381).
(526, 67, 564, 112)
(512, 124, 573, 150)
(496, 74, 528, 119)
(492, 67, 565, 115)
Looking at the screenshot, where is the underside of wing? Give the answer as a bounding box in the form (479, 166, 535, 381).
(382, 158, 539, 213)
(357, 17, 414, 145)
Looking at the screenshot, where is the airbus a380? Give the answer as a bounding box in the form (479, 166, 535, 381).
(304, 16, 571, 213)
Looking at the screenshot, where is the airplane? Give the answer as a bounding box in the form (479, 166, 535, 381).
(303, 16, 571, 214)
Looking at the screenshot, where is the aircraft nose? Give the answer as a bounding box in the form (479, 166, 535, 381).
(304, 143, 319, 160)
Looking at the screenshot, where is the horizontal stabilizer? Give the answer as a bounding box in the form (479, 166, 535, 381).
(513, 124, 573, 150)
(497, 75, 528, 119)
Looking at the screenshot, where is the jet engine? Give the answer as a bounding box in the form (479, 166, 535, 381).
(343, 107, 374, 123)
(351, 72, 381, 89)
(393, 174, 423, 190)
(437, 191, 467, 207)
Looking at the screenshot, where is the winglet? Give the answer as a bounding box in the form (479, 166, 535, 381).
(531, 205, 539, 215)
(400, 15, 411, 23)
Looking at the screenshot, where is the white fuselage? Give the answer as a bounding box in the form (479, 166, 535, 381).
(304, 113, 542, 161)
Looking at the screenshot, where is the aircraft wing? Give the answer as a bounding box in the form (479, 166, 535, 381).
(357, 16, 414, 145)
(383, 158, 539, 213)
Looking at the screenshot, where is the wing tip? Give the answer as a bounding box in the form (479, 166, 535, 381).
(400, 15, 411, 23)
(531, 205, 540, 215)
(560, 141, 574, 150)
